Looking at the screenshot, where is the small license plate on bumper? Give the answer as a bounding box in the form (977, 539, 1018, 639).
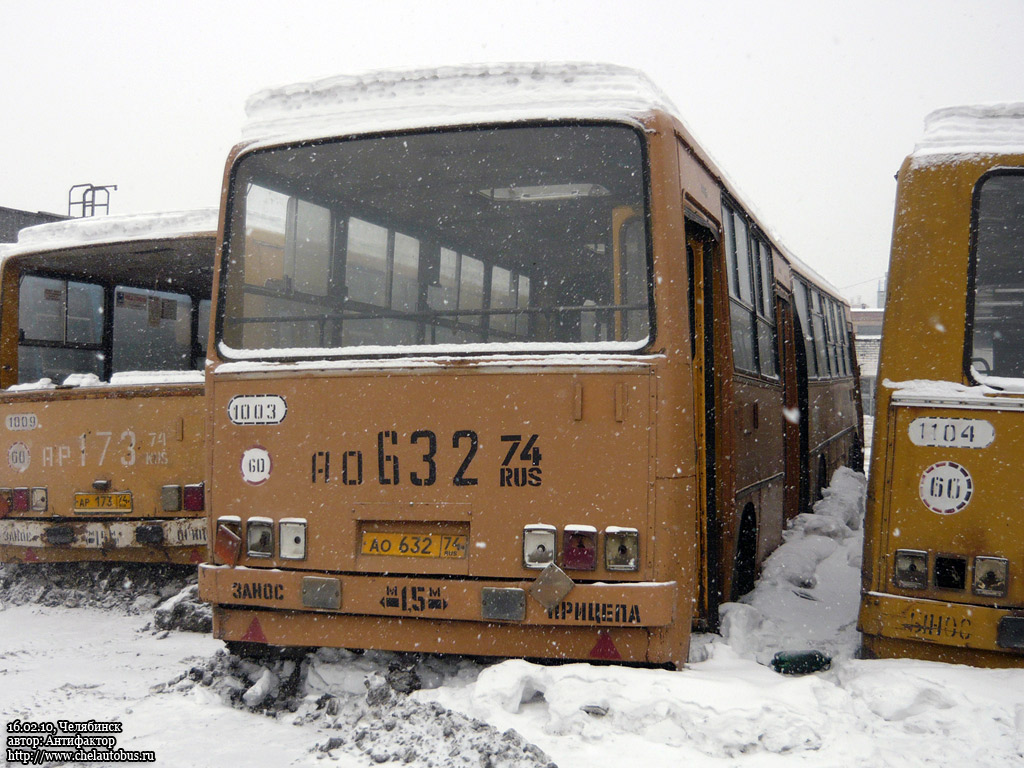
(360, 532, 467, 559)
(73, 492, 133, 512)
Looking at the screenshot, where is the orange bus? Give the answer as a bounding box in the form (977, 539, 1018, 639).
(199, 64, 861, 666)
(860, 104, 1024, 666)
(0, 210, 216, 564)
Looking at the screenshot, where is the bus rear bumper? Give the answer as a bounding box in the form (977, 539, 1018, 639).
(0, 517, 207, 564)
(199, 564, 680, 663)
(859, 591, 1024, 667)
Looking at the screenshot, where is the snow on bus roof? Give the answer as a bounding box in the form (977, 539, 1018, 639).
(3, 209, 218, 259)
(240, 62, 846, 302)
(912, 103, 1024, 164)
(241, 62, 677, 143)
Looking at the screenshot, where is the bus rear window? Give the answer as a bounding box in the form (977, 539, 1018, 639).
(220, 124, 651, 357)
(970, 172, 1024, 380)
(18, 277, 104, 383)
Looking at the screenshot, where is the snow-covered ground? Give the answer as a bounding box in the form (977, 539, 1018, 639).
(3, 467, 1024, 767)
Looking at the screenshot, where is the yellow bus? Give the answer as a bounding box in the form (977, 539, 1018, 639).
(198, 64, 861, 666)
(860, 104, 1024, 666)
(0, 210, 216, 564)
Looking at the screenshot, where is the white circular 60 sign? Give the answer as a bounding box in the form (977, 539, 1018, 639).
(919, 461, 973, 515)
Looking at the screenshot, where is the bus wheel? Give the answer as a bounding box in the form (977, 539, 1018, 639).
(226, 640, 309, 661)
(816, 455, 829, 500)
(730, 507, 758, 601)
(849, 435, 864, 473)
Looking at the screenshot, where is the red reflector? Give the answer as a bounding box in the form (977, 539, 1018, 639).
(189, 548, 204, 564)
(0, 489, 12, 518)
(562, 526, 597, 570)
(241, 617, 268, 644)
(214, 523, 241, 565)
(12, 488, 30, 512)
(24, 548, 38, 563)
(183, 483, 205, 512)
(589, 632, 623, 660)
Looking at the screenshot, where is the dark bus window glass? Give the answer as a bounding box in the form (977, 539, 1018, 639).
(971, 173, 1024, 379)
(18, 276, 103, 384)
(221, 124, 650, 355)
(112, 288, 192, 373)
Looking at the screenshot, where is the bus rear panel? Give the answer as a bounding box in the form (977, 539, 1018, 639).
(860, 106, 1024, 666)
(200, 64, 861, 666)
(0, 212, 216, 564)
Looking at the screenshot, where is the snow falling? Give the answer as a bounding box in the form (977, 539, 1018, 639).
(3, 467, 1023, 767)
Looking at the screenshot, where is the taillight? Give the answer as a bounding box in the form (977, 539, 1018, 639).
(161, 485, 182, 512)
(31, 488, 48, 512)
(562, 525, 597, 571)
(183, 483, 205, 512)
(893, 549, 928, 589)
(523, 524, 556, 569)
(12, 488, 29, 512)
(934, 555, 967, 590)
(246, 517, 274, 558)
(214, 516, 242, 565)
(279, 519, 307, 560)
(604, 527, 639, 571)
(973, 556, 1009, 597)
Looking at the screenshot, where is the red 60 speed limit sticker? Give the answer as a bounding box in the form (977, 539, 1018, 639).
(919, 461, 973, 515)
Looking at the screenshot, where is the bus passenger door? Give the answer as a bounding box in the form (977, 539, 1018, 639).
(777, 294, 804, 520)
(686, 215, 728, 629)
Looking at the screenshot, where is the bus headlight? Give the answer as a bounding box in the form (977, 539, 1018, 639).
(604, 527, 639, 571)
(246, 517, 274, 558)
(523, 524, 556, 569)
(973, 556, 1009, 597)
(893, 549, 928, 589)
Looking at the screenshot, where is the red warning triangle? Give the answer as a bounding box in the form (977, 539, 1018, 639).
(24, 548, 38, 563)
(241, 617, 268, 643)
(589, 632, 622, 660)
(189, 548, 203, 564)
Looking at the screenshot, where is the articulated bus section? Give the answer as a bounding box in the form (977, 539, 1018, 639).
(860, 105, 1024, 666)
(199, 64, 860, 666)
(0, 211, 216, 564)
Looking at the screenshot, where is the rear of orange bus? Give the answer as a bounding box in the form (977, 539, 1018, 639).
(860, 106, 1024, 666)
(198, 64, 860, 665)
(198, 65, 709, 666)
(0, 211, 216, 564)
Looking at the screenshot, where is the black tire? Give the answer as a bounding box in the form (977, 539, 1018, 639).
(730, 509, 758, 601)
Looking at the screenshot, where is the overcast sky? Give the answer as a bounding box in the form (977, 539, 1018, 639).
(2, 0, 1022, 306)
